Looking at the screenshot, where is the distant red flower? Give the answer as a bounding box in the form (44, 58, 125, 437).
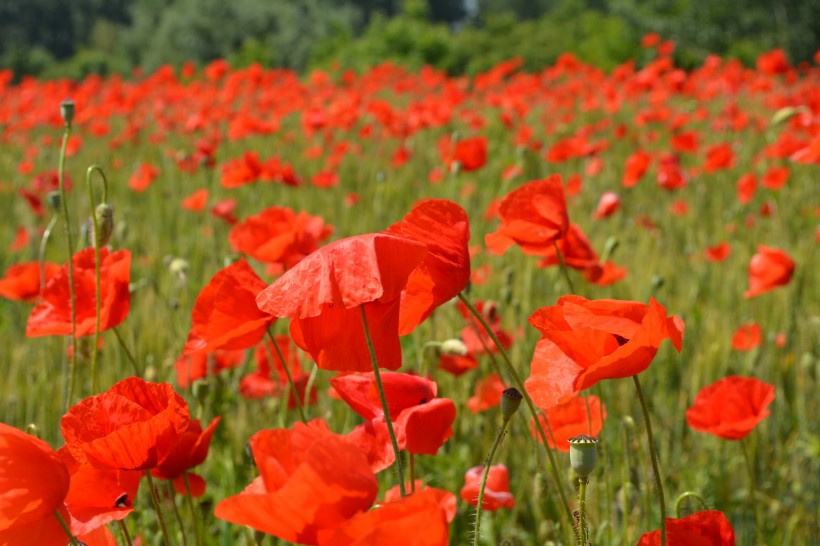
(671, 131, 699, 154)
(744, 246, 795, 298)
(637, 510, 735, 545)
(175, 349, 245, 389)
(457, 299, 513, 355)
(582, 261, 628, 286)
(485, 176, 569, 256)
(703, 143, 735, 173)
(761, 165, 789, 190)
(657, 154, 688, 189)
(240, 335, 318, 409)
(0, 261, 60, 302)
(705, 243, 731, 262)
(0, 423, 71, 545)
(593, 191, 620, 219)
(256, 234, 427, 372)
(129, 162, 160, 192)
(467, 373, 505, 413)
(152, 417, 220, 497)
(312, 170, 340, 188)
(686, 375, 774, 440)
(530, 395, 606, 452)
(9, 226, 28, 251)
(26, 248, 131, 337)
(731, 323, 762, 351)
(438, 352, 478, 376)
(460, 465, 515, 511)
(230, 206, 333, 271)
(526, 296, 684, 406)
(211, 198, 237, 224)
(61, 377, 190, 470)
(736, 173, 757, 204)
(622, 149, 650, 187)
(536, 223, 599, 271)
(215, 426, 378, 544)
(441, 136, 487, 172)
(756, 48, 791, 75)
(183, 259, 274, 355)
(181, 189, 209, 212)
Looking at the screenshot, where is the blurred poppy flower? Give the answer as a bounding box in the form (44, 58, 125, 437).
(460, 465, 515, 511)
(756, 48, 791, 75)
(593, 192, 620, 219)
(440, 136, 487, 172)
(183, 259, 274, 354)
(0, 423, 71, 545)
(9, 226, 28, 252)
(438, 352, 478, 376)
(26, 248, 131, 337)
(467, 373, 505, 413)
(211, 198, 237, 224)
(526, 296, 684, 406)
(686, 375, 774, 440)
(152, 417, 220, 497)
(129, 162, 160, 192)
(485, 176, 569, 256)
(215, 426, 378, 544)
(703, 143, 735, 173)
(320, 487, 451, 546)
(229, 206, 333, 271)
(240, 335, 318, 408)
(57, 446, 142, 536)
(736, 173, 757, 204)
(637, 510, 735, 545)
(0, 261, 60, 302)
(382, 483, 457, 523)
(530, 395, 606, 452)
(61, 377, 190, 470)
(181, 189, 209, 212)
(256, 233, 427, 372)
(761, 166, 789, 190)
(383, 199, 471, 335)
(537, 223, 599, 271)
(175, 348, 245, 389)
(731, 323, 762, 351)
(744, 246, 795, 298)
(622, 149, 650, 187)
(705, 243, 731, 262)
(582, 261, 627, 286)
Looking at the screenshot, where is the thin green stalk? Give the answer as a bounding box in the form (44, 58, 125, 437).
(633, 374, 666, 546)
(741, 438, 763, 544)
(409, 453, 416, 493)
(145, 470, 173, 546)
(86, 165, 108, 393)
(165, 481, 189, 546)
(113, 326, 141, 376)
(359, 304, 405, 498)
(184, 473, 204, 546)
(58, 113, 79, 408)
(265, 329, 307, 423)
(674, 491, 707, 518)
(54, 510, 81, 546)
(39, 215, 58, 293)
(578, 476, 589, 546)
(473, 422, 510, 546)
(458, 291, 577, 543)
(118, 519, 135, 546)
(622, 417, 634, 545)
(553, 241, 576, 294)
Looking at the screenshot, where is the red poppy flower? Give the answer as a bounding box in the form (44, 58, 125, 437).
(440, 136, 487, 172)
(744, 246, 795, 298)
(395, 397, 456, 456)
(383, 199, 471, 335)
(467, 373, 505, 413)
(26, 248, 131, 338)
(756, 48, 791, 75)
(319, 487, 451, 546)
(183, 259, 274, 354)
(181, 189, 209, 212)
(530, 395, 606, 452)
(128, 162, 160, 192)
(215, 426, 378, 544)
(61, 377, 190, 470)
(460, 465, 515, 511)
(152, 417, 220, 497)
(240, 335, 318, 408)
(438, 352, 478, 376)
(686, 375, 774, 440)
(9, 226, 28, 251)
(536, 223, 599, 271)
(731, 323, 762, 351)
(329, 372, 437, 421)
(736, 173, 757, 204)
(526, 296, 684, 406)
(229, 206, 333, 271)
(485, 176, 569, 256)
(0, 423, 71, 545)
(582, 261, 627, 286)
(593, 191, 620, 219)
(256, 234, 427, 372)
(457, 299, 513, 355)
(0, 262, 60, 302)
(175, 349, 246, 389)
(211, 198, 237, 225)
(637, 510, 735, 545)
(761, 166, 789, 190)
(622, 149, 650, 187)
(382, 483, 457, 524)
(703, 143, 735, 173)
(57, 447, 142, 536)
(705, 243, 731, 262)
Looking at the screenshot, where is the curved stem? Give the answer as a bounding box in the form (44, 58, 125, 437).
(359, 304, 405, 497)
(632, 374, 666, 546)
(553, 241, 576, 294)
(265, 329, 307, 423)
(86, 166, 108, 393)
(674, 491, 708, 518)
(473, 419, 510, 546)
(458, 291, 577, 542)
(578, 476, 589, 546)
(58, 120, 79, 408)
(54, 510, 80, 546)
(145, 470, 173, 546)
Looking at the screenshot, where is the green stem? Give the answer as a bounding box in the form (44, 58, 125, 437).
(113, 326, 141, 376)
(578, 476, 589, 546)
(359, 304, 405, 497)
(674, 491, 708, 518)
(39, 215, 58, 293)
(553, 241, 576, 294)
(473, 418, 511, 546)
(622, 417, 634, 545)
(741, 438, 763, 544)
(458, 291, 577, 543)
(145, 470, 173, 546)
(165, 481, 189, 546)
(409, 453, 416, 493)
(58, 118, 79, 409)
(184, 473, 204, 546)
(118, 519, 135, 546)
(86, 166, 108, 393)
(54, 510, 80, 546)
(633, 374, 666, 546)
(265, 329, 307, 423)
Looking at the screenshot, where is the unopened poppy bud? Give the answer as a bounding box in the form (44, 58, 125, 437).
(93, 203, 114, 247)
(25, 423, 40, 438)
(440, 338, 467, 356)
(568, 434, 598, 478)
(192, 378, 210, 403)
(500, 388, 523, 420)
(60, 99, 75, 125)
(46, 190, 61, 211)
(623, 415, 635, 429)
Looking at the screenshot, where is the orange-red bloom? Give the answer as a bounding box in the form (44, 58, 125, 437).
(26, 248, 131, 337)
(61, 377, 190, 470)
(530, 395, 606, 452)
(460, 465, 515, 511)
(637, 510, 735, 545)
(731, 323, 761, 351)
(152, 417, 220, 497)
(0, 423, 71, 545)
(526, 296, 684, 406)
(467, 373, 505, 413)
(184, 259, 274, 354)
(686, 375, 774, 440)
(744, 246, 795, 298)
(592, 191, 620, 219)
(0, 262, 60, 302)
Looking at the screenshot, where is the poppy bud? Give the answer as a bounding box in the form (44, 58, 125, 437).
(440, 338, 467, 356)
(93, 203, 114, 247)
(46, 190, 61, 211)
(500, 388, 523, 420)
(60, 99, 75, 125)
(192, 378, 210, 403)
(25, 423, 39, 438)
(568, 434, 598, 478)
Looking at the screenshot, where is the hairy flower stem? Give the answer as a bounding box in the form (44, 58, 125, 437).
(265, 329, 307, 423)
(578, 476, 589, 546)
(741, 438, 763, 544)
(553, 241, 576, 294)
(473, 419, 510, 546)
(359, 304, 405, 497)
(55, 510, 80, 546)
(86, 165, 108, 393)
(145, 470, 173, 546)
(184, 473, 204, 546)
(58, 118, 79, 409)
(458, 291, 578, 543)
(632, 374, 666, 546)
(118, 520, 135, 546)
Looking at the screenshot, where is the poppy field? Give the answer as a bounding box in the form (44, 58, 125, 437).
(0, 43, 818, 546)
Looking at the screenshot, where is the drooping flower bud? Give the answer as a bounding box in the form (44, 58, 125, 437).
(440, 338, 468, 356)
(93, 203, 114, 247)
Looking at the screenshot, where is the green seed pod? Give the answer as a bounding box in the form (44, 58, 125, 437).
(568, 434, 599, 478)
(60, 99, 75, 125)
(93, 203, 114, 247)
(500, 387, 523, 420)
